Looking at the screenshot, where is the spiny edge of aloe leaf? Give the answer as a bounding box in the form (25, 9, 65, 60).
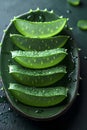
(28, 8, 54, 14)
(10, 16, 17, 23)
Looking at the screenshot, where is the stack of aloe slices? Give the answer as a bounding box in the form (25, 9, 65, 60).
(8, 9, 70, 107)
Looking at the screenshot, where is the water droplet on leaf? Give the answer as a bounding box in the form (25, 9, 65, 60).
(35, 109, 44, 114)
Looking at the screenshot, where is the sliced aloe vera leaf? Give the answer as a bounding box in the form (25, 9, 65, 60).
(77, 20, 87, 30)
(10, 34, 69, 51)
(11, 48, 67, 69)
(67, 0, 80, 6)
(9, 65, 67, 87)
(13, 18, 67, 38)
(8, 83, 68, 107)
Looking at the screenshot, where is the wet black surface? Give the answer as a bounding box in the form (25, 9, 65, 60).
(0, 0, 87, 130)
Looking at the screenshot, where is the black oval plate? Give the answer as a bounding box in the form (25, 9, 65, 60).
(0, 10, 79, 121)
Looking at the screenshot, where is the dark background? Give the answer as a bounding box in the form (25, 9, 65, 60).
(0, 0, 87, 130)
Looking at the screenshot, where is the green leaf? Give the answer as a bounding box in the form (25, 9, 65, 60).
(11, 48, 67, 69)
(9, 65, 67, 87)
(14, 18, 67, 38)
(67, 0, 80, 6)
(8, 83, 68, 107)
(77, 20, 87, 30)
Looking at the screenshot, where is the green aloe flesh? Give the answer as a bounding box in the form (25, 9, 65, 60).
(77, 20, 87, 30)
(11, 48, 67, 69)
(13, 18, 67, 38)
(9, 65, 67, 87)
(67, 0, 80, 6)
(8, 83, 68, 107)
(10, 34, 69, 51)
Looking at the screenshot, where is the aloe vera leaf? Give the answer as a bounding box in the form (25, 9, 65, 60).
(11, 48, 67, 69)
(10, 34, 69, 51)
(9, 65, 67, 87)
(77, 20, 87, 30)
(8, 83, 68, 107)
(13, 18, 67, 38)
(67, 0, 80, 6)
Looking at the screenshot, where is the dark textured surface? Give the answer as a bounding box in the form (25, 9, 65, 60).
(0, 0, 87, 130)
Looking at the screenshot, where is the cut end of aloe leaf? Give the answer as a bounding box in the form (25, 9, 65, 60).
(77, 20, 87, 30)
(8, 83, 68, 107)
(13, 18, 67, 38)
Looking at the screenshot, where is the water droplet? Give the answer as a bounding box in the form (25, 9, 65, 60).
(39, 16, 42, 20)
(66, 9, 71, 14)
(68, 71, 73, 81)
(0, 112, 3, 115)
(35, 109, 44, 114)
(79, 77, 82, 80)
(69, 27, 73, 30)
(67, 18, 69, 21)
(71, 53, 78, 64)
(78, 48, 81, 51)
(27, 13, 45, 22)
(27, 15, 34, 21)
(84, 56, 87, 60)
(8, 107, 11, 111)
(68, 71, 73, 77)
(77, 93, 80, 96)
(27, 15, 31, 19)
(73, 79, 77, 82)
(0, 95, 3, 98)
(0, 87, 3, 91)
(73, 56, 78, 61)
(38, 14, 45, 22)
(70, 52, 75, 64)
